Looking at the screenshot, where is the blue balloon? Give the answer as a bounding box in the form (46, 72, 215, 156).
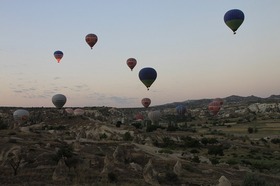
(176, 105, 186, 116)
(224, 9, 245, 34)
(139, 67, 157, 90)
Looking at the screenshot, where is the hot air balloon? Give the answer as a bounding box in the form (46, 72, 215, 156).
(13, 109, 29, 124)
(213, 98, 224, 105)
(148, 110, 161, 124)
(176, 105, 186, 116)
(85, 33, 98, 49)
(65, 108, 74, 115)
(52, 94, 67, 109)
(208, 101, 221, 116)
(139, 67, 157, 90)
(74, 108, 85, 116)
(141, 98, 151, 108)
(54, 50, 63, 63)
(126, 58, 137, 71)
(135, 113, 144, 121)
(224, 9, 245, 34)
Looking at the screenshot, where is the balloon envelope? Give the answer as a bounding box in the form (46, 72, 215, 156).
(65, 108, 74, 115)
(85, 33, 98, 49)
(74, 108, 85, 116)
(176, 105, 186, 116)
(126, 58, 137, 71)
(224, 9, 245, 34)
(208, 101, 221, 115)
(135, 113, 144, 121)
(213, 98, 224, 105)
(54, 50, 63, 63)
(52, 94, 67, 109)
(139, 67, 157, 90)
(13, 109, 29, 124)
(148, 110, 161, 124)
(141, 98, 151, 108)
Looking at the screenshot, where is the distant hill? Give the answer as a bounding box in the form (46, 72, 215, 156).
(152, 94, 280, 109)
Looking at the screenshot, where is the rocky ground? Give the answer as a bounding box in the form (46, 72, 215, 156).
(0, 96, 280, 185)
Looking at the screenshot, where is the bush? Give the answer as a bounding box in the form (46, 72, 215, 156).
(123, 132, 133, 141)
(210, 157, 219, 165)
(165, 171, 178, 183)
(192, 156, 200, 163)
(0, 118, 8, 130)
(242, 173, 268, 186)
(100, 133, 107, 139)
(158, 149, 173, 154)
(131, 122, 142, 129)
(116, 121, 122, 127)
(53, 144, 74, 162)
(271, 138, 280, 144)
(108, 172, 117, 183)
(247, 127, 254, 134)
(208, 145, 224, 156)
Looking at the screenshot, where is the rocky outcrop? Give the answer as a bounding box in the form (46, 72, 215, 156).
(52, 158, 69, 182)
(217, 175, 231, 186)
(143, 159, 159, 186)
(173, 160, 183, 176)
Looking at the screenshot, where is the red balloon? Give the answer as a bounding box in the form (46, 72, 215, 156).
(135, 113, 144, 121)
(85, 33, 98, 49)
(213, 98, 224, 105)
(54, 50, 63, 63)
(208, 101, 221, 115)
(141, 98, 151, 108)
(126, 58, 137, 71)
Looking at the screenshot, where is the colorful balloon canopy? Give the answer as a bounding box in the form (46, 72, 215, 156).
(208, 100, 222, 116)
(13, 109, 29, 124)
(135, 113, 144, 121)
(213, 98, 224, 105)
(148, 110, 161, 124)
(139, 67, 157, 90)
(65, 108, 74, 115)
(52, 94, 67, 109)
(74, 108, 85, 116)
(176, 105, 187, 116)
(54, 50, 63, 63)
(224, 9, 245, 34)
(126, 58, 137, 71)
(85, 33, 98, 49)
(141, 98, 151, 108)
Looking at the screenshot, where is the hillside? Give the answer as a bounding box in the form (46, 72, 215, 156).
(0, 95, 280, 185)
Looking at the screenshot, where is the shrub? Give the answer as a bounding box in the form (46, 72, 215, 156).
(192, 156, 200, 163)
(190, 149, 199, 154)
(158, 149, 173, 154)
(247, 127, 254, 134)
(131, 122, 142, 129)
(165, 171, 178, 183)
(242, 173, 267, 186)
(166, 125, 177, 131)
(210, 157, 219, 165)
(108, 172, 117, 183)
(116, 121, 122, 127)
(271, 138, 280, 144)
(0, 118, 8, 130)
(208, 145, 224, 156)
(123, 132, 133, 141)
(100, 133, 107, 139)
(53, 144, 74, 162)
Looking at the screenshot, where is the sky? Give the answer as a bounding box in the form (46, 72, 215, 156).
(1, 1, 280, 108)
